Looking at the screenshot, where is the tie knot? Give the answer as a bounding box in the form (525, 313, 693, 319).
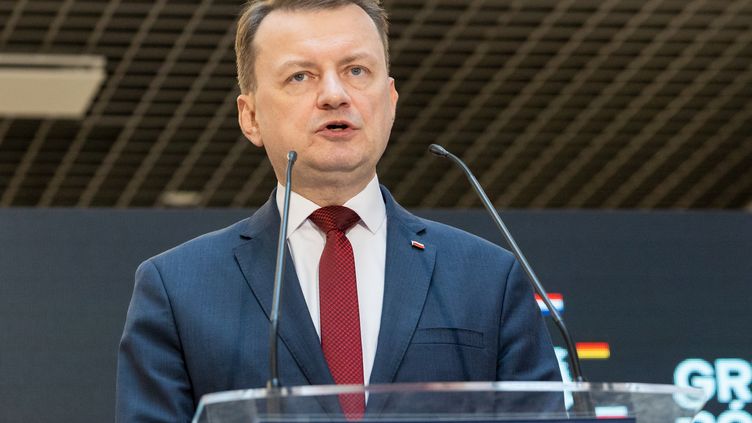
(309, 206, 360, 234)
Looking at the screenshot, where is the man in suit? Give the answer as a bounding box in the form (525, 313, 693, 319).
(116, 1, 561, 421)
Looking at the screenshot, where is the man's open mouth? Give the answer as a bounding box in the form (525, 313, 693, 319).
(326, 123, 350, 131)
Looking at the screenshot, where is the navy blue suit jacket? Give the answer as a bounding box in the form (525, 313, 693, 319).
(116, 187, 560, 422)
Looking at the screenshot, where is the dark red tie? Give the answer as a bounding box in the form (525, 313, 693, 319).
(309, 206, 365, 419)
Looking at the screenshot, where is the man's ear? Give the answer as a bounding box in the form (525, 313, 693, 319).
(237, 93, 263, 147)
(388, 77, 399, 118)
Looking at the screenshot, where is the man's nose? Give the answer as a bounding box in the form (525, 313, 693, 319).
(317, 73, 350, 109)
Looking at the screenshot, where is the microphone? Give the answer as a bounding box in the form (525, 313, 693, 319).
(428, 144, 585, 383)
(268, 151, 297, 390)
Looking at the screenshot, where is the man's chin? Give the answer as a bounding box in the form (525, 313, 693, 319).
(304, 161, 376, 183)
(308, 157, 368, 174)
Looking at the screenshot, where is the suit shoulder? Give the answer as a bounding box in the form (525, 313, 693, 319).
(415, 216, 515, 262)
(145, 217, 251, 267)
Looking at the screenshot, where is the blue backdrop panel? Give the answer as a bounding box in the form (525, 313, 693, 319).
(0, 209, 749, 422)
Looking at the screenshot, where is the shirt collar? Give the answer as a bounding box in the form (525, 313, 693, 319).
(275, 175, 386, 236)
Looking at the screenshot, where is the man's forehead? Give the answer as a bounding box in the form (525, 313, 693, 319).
(253, 4, 383, 56)
(262, 3, 374, 25)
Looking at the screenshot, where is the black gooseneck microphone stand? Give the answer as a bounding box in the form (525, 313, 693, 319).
(266, 151, 297, 416)
(428, 143, 585, 383)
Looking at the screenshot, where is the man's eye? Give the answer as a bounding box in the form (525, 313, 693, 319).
(290, 73, 307, 82)
(350, 67, 364, 76)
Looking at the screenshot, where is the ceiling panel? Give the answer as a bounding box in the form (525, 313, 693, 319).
(0, 0, 749, 209)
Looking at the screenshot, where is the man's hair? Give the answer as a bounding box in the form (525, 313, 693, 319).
(235, 0, 390, 94)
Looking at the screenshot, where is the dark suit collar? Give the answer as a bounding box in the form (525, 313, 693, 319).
(238, 191, 277, 239)
(237, 188, 437, 415)
(234, 193, 340, 415)
(379, 185, 426, 235)
(367, 187, 436, 414)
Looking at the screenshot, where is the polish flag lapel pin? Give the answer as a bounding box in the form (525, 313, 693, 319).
(411, 240, 425, 250)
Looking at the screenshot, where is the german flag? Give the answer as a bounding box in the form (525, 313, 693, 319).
(576, 342, 610, 359)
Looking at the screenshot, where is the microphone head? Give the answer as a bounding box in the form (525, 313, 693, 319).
(428, 144, 449, 157)
(287, 151, 297, 163)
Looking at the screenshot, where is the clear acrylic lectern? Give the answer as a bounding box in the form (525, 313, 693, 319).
(192, 381, 706, 423)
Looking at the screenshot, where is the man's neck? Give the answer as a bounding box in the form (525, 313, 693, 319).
(279, 173, 377, 207)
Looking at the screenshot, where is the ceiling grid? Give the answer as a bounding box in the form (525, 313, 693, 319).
(483, 0, 704, 208)
(160, 85, 238, 204)
(638, 83, 752, 208)
(228, 142, 273, 207)
(713, 157, 752, 207)
(197, 134, 250, 207)
(601, 0, 749, 208)
(464, 0, 622, 208)
(38, 0, 151, 206)
(567, 0, 722, 208)
(678, 109, 752, 207)
(0, 0, 27, 46)
(77, 0, 198, 207)
(0, 0, 748, 209)
(386, 0, 491, 200)
(624, 26, 752, 207)
(0, 120, 52, 205)
(453, 0, 590, 208)
(419, 1, 563, 207)
(40, 0, 74, 49)
(525, 0, 687, 208)
(115, 0, 232, 207)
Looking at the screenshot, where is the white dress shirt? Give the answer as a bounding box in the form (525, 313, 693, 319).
(275, 175, 387, 386)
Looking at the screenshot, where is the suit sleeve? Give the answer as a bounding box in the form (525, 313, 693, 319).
(116, 259, 194, 423)
(496, 259, 562, 382)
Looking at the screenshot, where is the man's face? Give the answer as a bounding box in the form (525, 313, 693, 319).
(237, 4, 398, 190)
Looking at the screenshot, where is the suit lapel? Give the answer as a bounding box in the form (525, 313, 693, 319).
(233, 189, 436, 416)
(367, 188, 436, 414)
(233, 196, 340, 415)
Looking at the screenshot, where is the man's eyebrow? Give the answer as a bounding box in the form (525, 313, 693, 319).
(275, 53, 379, 73)
(276, 59, 317, 72)
(339, 52, 378, 66)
